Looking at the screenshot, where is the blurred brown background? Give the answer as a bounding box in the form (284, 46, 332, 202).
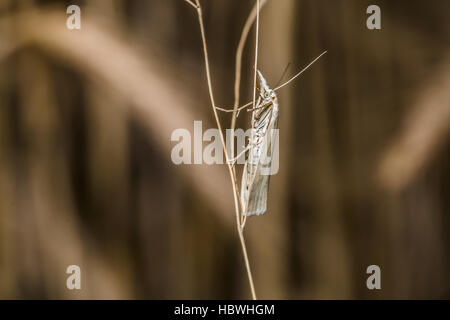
(0, 0, 449, 299)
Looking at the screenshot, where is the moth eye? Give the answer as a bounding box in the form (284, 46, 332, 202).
(264, 92, 269, 98)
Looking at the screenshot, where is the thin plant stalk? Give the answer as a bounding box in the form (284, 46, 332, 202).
(243, 0, 261, 229)
(231, 0, 268, 138)
(184, 0, 258, 300)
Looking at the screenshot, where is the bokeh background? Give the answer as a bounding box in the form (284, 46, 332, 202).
(0, 0, 449, 299)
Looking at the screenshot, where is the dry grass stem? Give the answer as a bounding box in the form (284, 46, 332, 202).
(185, 0, 261, 299)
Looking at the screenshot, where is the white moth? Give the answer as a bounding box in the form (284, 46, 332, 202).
(212, 51, 327, 217)
(240, 51, 327, 217)
(241, 71, 279, 216)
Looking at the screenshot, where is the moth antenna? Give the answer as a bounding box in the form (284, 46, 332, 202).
(274, 51, 327, 91)
(275, 62, 292, 88)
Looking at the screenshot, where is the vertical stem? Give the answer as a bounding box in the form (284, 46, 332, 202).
(190, 0, 257, 300)
(232, 0, 268, 131)
(243, 0, 260, 229)
(232, 0, 268, 229)
(252, 0, 260, 111)
(238, 227, 257, 299)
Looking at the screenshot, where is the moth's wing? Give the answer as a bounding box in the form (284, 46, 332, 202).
(241, 70, 279, 217)
(245, 161, 270, 216)
(240, 150, 257, 215)
(242, 111, 279, 216)
(240, 137, 265, 216)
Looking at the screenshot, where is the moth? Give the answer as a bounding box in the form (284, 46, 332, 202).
(240, 52, 327, 217)
(220, 52, 327, 217)
(240, 70, 279, 216)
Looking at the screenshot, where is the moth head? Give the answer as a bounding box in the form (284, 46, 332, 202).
(263, 89, 276, 100)
(257, 70, 276, 101)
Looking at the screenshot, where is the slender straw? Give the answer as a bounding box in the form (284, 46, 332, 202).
(184, 0, 257, 300)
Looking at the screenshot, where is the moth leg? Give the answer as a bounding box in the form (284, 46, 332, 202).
(215, 87, 262, 114)
(234, 108, 273, 166)
(215, 101, 253, 114)
(228, 110, 273, 166)
(227, 143, 252, 166)
(227, 140, 260, 167)
(246, 100, 272, 112)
